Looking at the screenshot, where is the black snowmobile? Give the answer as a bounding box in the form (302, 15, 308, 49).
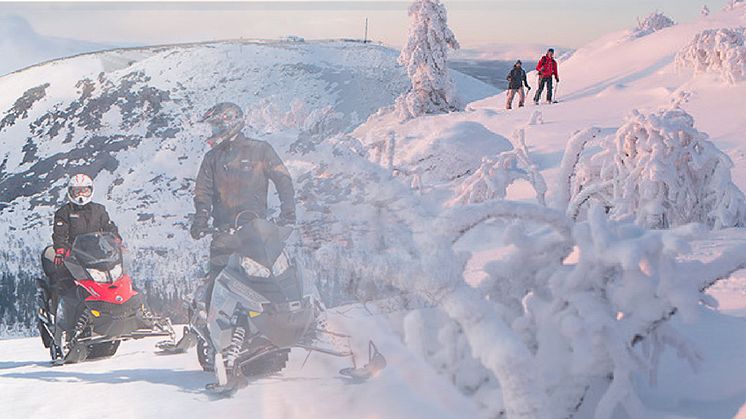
(157, 212, 386, 394)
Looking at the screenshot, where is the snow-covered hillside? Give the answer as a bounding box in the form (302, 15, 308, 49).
(2, 4, 746, 419)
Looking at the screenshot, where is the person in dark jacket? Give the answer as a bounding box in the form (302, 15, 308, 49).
(506, 60, 531, 109)
(533, 48, 560, 104)
(39, 173, 120, 345)
(190, 102, 296, 282)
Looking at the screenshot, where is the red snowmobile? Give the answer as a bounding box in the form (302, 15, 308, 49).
(37, 232, 175, 365)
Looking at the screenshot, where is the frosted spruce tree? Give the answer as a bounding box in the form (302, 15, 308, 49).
(396, 0, 462, 120)
(634, 11, 675, 38)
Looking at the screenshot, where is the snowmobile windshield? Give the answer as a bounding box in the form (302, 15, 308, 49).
(236, 218, 292, 269)
(70, 232, 121, 270)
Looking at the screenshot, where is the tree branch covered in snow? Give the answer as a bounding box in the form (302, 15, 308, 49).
(447, 129, 547, 207)
(676, 27, 746, 83)
(394, 198, 746, 418)
(565, 107, 746, 229)
(553, 127, 603, 211)
(395, 0, 462, 119)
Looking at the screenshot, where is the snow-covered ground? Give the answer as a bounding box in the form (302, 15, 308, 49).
(0, 307, 479, 419)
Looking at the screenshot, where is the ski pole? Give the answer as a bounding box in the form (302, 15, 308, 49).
(553, 80, 560, 103)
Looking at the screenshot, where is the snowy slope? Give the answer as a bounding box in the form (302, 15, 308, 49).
(356, 6, 746, 203)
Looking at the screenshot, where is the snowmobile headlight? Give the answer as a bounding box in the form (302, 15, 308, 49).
(87, 268, 109, 283)
(240, 256, 271, 278)
(272, 252, 291, 276)
(110, 264, 123, 280)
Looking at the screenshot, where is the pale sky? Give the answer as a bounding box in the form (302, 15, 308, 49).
(0, 1, 730, 49)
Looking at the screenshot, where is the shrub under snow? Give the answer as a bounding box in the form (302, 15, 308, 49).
(564, 107, 746, 229)
(676, 27, 746, 83)
(395, 0, 461, 119)
(366, 121, 513, 186)
(448, 129, 547, 207)
(633, 11, 675, 38)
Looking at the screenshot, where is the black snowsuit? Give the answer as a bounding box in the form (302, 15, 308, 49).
(52, 202, 119, 252)
(193, 133, 296, 276)
(40, 202, 120, 336)
(507, 67, 529, 90)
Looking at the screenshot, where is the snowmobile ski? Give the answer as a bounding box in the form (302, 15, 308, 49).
(339, 340, 387, 381)
(156, 326, 198, 354)
(205, 375, 249, 398)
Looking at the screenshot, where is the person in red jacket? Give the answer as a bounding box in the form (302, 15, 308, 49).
(533, 48, 559, 104)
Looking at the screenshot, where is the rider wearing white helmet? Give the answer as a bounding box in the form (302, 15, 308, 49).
(38, 173, 121, 350)
(49, 173, 119, 261)
(66, 173, 94, 206)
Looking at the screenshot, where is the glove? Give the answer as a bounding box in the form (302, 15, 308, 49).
(191, 209, 210, 240)
(527, 86, 532, 91)
(113, 236, 127, 250)
(190, 223, 207, 240)
(555, 77, 560, 82)
(53, 248, 67, 266)
(277, 211, 296, 226)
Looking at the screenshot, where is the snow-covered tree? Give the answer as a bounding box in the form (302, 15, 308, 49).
(395, 0, 461, 119)
(676, 27, 746, 83)
(634, 11, 675, 37)
(724, 0, 746, 11)
(564, 107, 746, 229)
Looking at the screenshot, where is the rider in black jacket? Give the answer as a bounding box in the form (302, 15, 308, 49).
(190, 102, 296, 279)
(179, 103, 296, 368)
(40, 173, 120, 344)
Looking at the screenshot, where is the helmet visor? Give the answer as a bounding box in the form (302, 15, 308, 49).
(210, 121, 229, 137)
(70, 186, 92, 199)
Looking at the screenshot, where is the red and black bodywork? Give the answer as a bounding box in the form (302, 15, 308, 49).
(39, 232, 174, 364)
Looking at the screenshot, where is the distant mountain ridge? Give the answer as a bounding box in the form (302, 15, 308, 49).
(0, 15, 116, 76)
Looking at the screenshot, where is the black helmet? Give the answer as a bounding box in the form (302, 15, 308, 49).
(200, 102, 245, 146)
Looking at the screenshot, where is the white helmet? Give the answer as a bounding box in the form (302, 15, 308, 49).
(67, 173, 94, 206)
